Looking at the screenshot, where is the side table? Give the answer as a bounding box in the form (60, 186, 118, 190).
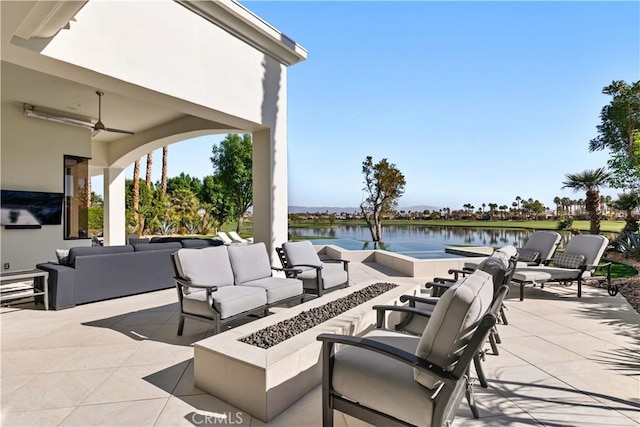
(0, 269, 49, 310)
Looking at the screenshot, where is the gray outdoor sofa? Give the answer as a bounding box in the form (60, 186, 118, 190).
(171, 242, 304, 335)
(36, 239, 223, 310)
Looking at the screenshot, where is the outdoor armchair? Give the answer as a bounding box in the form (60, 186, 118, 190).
(511, 234, 612, 300)
(279, 240, 349, 296)
(318, 270, 507, 426)
(228, 231, 253, 244)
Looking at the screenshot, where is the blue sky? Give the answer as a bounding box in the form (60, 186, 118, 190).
(108, 1, 639, 211)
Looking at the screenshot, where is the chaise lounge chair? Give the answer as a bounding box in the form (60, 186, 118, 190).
(228, 231, 253, 244)
(465, 230, 561, 270)
(216, 231, 233, 245)
(511, 234, 612, 300)
(318, 270, 508, 426)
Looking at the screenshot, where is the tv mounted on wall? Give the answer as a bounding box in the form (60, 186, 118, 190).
(1, 190, 64, 227)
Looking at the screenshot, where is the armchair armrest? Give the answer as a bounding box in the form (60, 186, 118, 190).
(317, 333, 456, 385)
(425, 280, 455, 297)
(373, 303, 434, 329)
(173, 276, 218, 291)
(291, 263, 322, 271)
(447, 267, 474, 280)
(399, 294, 439, 306)
(271, 266, 303, 276)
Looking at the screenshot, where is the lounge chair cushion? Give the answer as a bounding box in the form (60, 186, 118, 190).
(237, 276, 302, 304)
(228, 242, 273, 285)
(553, 252, 586, 269)
(414, 270, 494, 389)
(512, 266, 591, 283)
(522, 231, 561, 260)
(282, 241, 322, 268)
(517, 249, 540, 263)
(182, 285, 266, 319)
(173, 246, 235, 288)
(332, 329, 433, 426)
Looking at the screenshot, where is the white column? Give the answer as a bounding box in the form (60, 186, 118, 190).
(253, 127, 288, 261)
(103, 167, 126, 246)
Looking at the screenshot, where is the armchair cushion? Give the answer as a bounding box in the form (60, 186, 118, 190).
(553, 252, 586, 269)
(297, 266, 348, 290)
(228, 242, 273, 284)
(517, 249, 540, 263)
(414, 270, 494, 389)
(332, 329, 433, 426)
(173, 246, 235, 288)
(282, 241, 322, 268)
(497, 245, 518, 258)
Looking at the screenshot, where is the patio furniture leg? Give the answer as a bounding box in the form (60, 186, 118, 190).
(473, 354, 488, 388)
(520, 283, 525, 301)
(489, 332, 499, 355)
(465, 374, 480, 419)
(177, 315, 185, 336)
(578, 278, 582, 297)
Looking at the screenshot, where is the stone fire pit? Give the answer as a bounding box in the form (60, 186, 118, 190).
(193, 280, 421, 422)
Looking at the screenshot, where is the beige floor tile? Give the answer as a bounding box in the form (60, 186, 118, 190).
(452, 413, 542, 426)
(1, 368, 113, 411)
(155, 393, 251, 427)
(121, 340, 194, 366)
(60, 398, 168, 426)
(172, 359, 207, 397)
(0, 330, 52, 351)
(499, 335, 584, 365)
(0, 374, 36, 396)
(1, 347, 77, 375)
(82, 362, 187, 405)
(45, 343, 140, 372)
(0, 407, 74, 426)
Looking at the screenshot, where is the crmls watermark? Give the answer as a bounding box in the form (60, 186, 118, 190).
(190, 411, 245, 425)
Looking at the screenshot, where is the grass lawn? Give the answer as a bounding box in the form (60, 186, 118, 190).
(288, 219, 626, 233)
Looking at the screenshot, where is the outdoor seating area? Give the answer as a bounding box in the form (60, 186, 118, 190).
(1, 259, 638, 426)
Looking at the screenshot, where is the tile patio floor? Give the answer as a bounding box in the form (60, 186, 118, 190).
(1, 261, 639, 426)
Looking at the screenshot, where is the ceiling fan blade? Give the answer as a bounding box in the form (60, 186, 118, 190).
(90, 128, 102, 138)
(104, 127, 135, 135)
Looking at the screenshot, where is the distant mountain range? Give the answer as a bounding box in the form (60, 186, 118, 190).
(288, 205, 441, 214)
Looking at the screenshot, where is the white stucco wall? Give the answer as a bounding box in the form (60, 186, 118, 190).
(0, 93, 92, 271)
(42, 0, 278, 127)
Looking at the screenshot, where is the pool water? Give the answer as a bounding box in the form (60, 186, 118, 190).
(310, 238, 464, 259)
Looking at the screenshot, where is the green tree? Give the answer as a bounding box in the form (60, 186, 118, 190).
(562, 168, 612, 234)
(210, 134, 253, 233)
(589, 80, 640, 190)
(199, 175, 233, 229)
(165, 173, 202, 197)
(360, 156, 406, 242)
(611, 191, 640, 233)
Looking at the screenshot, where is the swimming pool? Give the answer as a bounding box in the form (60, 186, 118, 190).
(309, 238, 465, 259)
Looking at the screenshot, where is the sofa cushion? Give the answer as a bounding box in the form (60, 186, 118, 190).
(414, 269, 494, 389)
(227, 243, 273, 285)
(133, 242, 181, 252)
(497, 245, 518, 258)
(183, 285, 266, 319)
(67, 245, 133, 267)
(238, 277, 302, 304)
(282, 241, 322, 268)
(180, 239, 209, 248)
(173, 246, 234, 287)
(55, 249, 70, 265)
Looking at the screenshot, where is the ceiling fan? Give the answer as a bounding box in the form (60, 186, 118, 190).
(23, 91, 135, 138)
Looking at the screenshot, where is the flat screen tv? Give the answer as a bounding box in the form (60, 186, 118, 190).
(1, 190, 64, 226)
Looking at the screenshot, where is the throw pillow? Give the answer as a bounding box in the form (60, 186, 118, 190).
(517, 249, 540, 263)
(553, 252, 585, 269)
(55, 249, 70, 265)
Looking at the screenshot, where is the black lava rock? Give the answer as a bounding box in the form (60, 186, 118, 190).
(239, 282, 397, 349)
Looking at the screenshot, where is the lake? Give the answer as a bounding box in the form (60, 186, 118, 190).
(288, 225, 574, 259)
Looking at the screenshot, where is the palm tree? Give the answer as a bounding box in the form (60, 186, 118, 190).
(161, 146, 168, 197)
(611, 192, 640, 233)
(145, 152, 153, 188)
(562, 168, 612, 234)
(132, 159, 141, 232)
(553, 196, 561, 216)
